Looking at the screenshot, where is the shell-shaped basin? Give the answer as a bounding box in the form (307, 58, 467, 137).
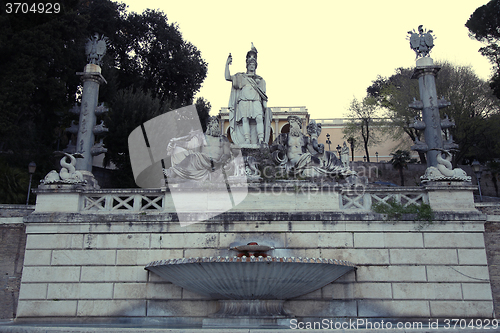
(145, 256, 356, 300)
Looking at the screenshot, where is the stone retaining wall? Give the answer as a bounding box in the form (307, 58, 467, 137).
(0, 205, 32, 319)
(17, 208, 493, 325)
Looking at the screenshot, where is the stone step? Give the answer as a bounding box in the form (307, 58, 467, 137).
(2, 323, 500, 333)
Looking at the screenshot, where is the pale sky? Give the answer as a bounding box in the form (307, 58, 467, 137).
(121, 0, 493, 119)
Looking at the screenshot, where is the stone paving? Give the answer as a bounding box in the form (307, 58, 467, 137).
(2, 323, 500, 333)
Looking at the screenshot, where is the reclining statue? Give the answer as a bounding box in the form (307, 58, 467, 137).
(163, 116, 231, 181)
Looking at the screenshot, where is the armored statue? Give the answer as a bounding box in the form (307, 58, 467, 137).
(163, 116, 231, 181)
(85, 33, 108, 66)
(341, 141, 350, 169)
(271, 116, 353, 178)
(407, 25, 434, 58)
(225, 43, 272, 146)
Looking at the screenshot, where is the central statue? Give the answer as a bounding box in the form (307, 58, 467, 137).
(225, 43, 272, 146)
(271, 116, 353, 178)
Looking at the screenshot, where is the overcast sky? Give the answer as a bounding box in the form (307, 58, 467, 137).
(121, 0, 493, 119)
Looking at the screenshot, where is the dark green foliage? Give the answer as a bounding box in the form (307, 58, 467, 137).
(103, 89, 171, 188)
(372, 199, 434, 229)
(0, 159, 29, 204)
(466, 0, 500, 99)
(111, 9, 207, 108)
(195, 97, 211, 133)
(0, 0, 86, 152)
(390, 150, 416, 186)
(0, 0, 209, 193)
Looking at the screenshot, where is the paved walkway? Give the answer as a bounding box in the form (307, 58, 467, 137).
(2, 322, 500, 333)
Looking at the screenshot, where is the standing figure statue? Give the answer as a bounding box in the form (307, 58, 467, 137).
(341, 141, 350, 169)
(225, 43, 272, 146)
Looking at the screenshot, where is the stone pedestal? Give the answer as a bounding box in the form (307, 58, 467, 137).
(33, 185, 82, 213)
(425, 182, 478, 212)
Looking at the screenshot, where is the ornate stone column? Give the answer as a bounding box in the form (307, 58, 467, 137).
(407, 26, 470, 183)
(75, 64, 107, 171)
(410, 57, 444, 168)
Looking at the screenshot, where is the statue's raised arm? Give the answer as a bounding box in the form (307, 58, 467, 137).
(225, 53, 232, 81)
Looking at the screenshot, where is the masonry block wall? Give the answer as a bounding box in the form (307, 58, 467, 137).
(0, 205, 32, 319)
(17, 208, 494, 324)
(477, 203, 500, 318)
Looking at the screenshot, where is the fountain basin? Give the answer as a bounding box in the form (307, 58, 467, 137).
(145, 256, 355, 301)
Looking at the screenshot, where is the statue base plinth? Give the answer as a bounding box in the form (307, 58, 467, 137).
(416, 56, 434, 67)
(84, 64, 101, 73)
(80, 170, 100, 189)
(237, 143, 264, 149)
(424, 181, 478, 212)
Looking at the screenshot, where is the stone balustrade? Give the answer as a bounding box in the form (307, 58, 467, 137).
(33, 185, 435, 214)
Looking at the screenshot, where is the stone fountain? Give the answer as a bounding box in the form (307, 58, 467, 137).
(145, 242, 356, 327)
(11, 36, 494, 330)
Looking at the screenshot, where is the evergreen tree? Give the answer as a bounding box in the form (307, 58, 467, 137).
(0, 0, 209, 194)
(466, 0, 500, 99)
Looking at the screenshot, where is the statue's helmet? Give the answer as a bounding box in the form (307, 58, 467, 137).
(246, 43, 258, 69)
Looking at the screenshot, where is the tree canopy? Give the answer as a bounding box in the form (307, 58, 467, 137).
(466, 0, 500, 99)
(0, 0, 209, 199)
(367, 62, 500, 165)
(342, 96, 382, 162)
(390, 150, 416, 186)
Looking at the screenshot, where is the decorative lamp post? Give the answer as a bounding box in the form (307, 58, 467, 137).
(26, 161, 36, 205)
(336, 144, 342, 157)
(326, 133, 331, 151)
(376, 151, 379, 162)
(472, 160, 483, 202)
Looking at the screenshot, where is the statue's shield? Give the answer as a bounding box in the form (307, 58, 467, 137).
(409, 33, 420, 49)
(424, 33, 434, 47)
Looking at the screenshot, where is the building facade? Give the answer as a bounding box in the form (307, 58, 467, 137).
(219, 106, 413, 162)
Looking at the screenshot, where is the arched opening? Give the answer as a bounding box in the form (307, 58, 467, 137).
(281, 124, 290, 134)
